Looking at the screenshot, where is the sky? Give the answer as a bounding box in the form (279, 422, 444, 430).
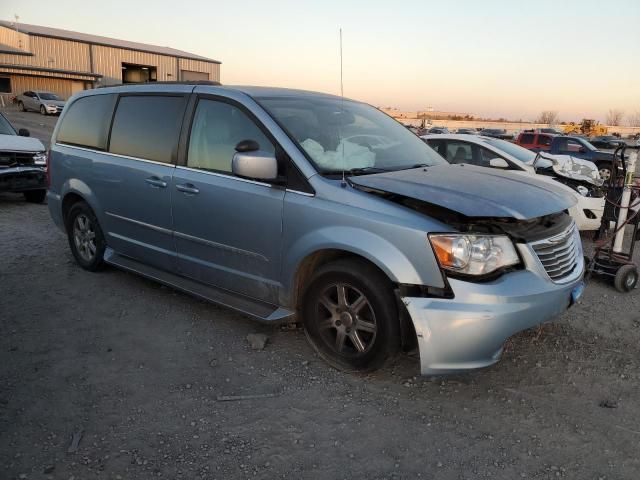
(3, 0, 639, 122)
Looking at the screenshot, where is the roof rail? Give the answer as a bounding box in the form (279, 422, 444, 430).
(97, 80, 222, 89)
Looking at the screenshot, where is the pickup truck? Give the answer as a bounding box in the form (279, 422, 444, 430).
(515, 132, 615, 181)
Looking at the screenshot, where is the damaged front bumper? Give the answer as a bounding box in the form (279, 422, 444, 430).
(403, 260, 584, 376)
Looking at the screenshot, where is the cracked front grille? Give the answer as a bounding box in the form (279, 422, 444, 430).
(531, 224, 579, 282)
(0, 152, 36, 168)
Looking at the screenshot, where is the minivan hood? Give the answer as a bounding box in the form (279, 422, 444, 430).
(0, 133, 45, 153)
(350, 164, 576, 220)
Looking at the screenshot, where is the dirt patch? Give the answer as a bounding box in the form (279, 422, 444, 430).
(1, 194, 639, 479)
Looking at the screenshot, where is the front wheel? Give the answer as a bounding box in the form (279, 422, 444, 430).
(66, 202, 106, 271)
(302, 259, 400, 373)
(40, 105, 47, 115)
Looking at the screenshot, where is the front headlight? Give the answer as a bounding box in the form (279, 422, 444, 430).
(429, 234, 520, 276)
(575, 185, 589, 196)
(33, 152, 47, 166)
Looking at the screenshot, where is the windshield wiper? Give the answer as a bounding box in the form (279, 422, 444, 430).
(343, 166, 394, 176)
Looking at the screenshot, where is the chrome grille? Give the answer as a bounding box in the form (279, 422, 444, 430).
(531, 224, 579, 282)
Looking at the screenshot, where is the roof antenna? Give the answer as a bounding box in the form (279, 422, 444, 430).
(340, 28, 347, 188)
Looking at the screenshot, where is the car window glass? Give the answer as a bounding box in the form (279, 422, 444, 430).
(109, 95, 186, 163)
(559, 139, 582, 153)
(519, 133, 534, 144)
(187, 99, 274, 173)
(57, 94, 117, 150)
(425, 139, 443, 156)
(0, 114, 15, 135)
(446, 141, 473, 164)
(537, 135, 552, 146)
(480, 147, 501, 167)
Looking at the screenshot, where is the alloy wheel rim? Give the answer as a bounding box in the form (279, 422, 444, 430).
(316, 282, 377, 356)
(73, 214, 97, 262)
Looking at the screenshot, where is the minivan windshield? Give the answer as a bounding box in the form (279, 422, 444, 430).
(38, 92, 60, 101)
(0, 114, 16, 135)
(257, 96, 446, 174)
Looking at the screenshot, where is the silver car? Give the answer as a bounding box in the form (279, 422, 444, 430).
(16, 90, 66, 115)
(47, 83, 585, 375)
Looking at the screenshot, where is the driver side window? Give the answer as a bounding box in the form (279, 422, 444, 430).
(187, 99, 274, 173)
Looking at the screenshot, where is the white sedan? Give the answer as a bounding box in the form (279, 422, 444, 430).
(421, 134, 605, 231)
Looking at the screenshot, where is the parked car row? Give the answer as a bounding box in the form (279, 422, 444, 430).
(514, 132, 616, 181)
(422, 134, 605, 231)
(44, 83, 585, 377)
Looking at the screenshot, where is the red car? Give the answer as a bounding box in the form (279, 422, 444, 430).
(515, 132, 555, 151)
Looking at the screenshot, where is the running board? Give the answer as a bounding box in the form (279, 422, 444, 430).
(104, 248, 295, 322)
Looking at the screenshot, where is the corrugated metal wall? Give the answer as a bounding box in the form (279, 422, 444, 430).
(178, 58, 220, 81)
(1, 27, 221, 94)
(0, 36, 90, 71)
(92, 45, 181, 85)
(0, 26, 30, 51)
(8, 75, 86, 99)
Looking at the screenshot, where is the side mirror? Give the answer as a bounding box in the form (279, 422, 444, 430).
(232, 150, 278, 181)
(18, 128, 30, 137)
(489, 157, 509, 168)
(578, 147, 586, 153)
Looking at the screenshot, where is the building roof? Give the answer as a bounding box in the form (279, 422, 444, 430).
(0, 20, 221, 64)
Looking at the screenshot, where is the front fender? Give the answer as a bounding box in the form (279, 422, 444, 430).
(282, 225, 445, 305)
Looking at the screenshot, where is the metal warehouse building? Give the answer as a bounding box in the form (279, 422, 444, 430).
(0, 20, 221, 100)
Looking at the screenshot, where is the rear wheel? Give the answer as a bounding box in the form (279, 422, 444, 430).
(23, 189, 46, 203)
(66, 202, 106, 271)
(18, 101, 25, 112)
(302, 259, 400, 373)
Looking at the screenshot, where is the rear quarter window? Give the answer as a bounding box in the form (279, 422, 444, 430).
(57, 94, 117, 150)
(109, 95, 186, 163)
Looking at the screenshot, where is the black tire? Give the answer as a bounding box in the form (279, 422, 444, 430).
(65, 201, 106, 271)
(23, 189, 46, 203)
(301, 258, 400, 373)
(40, 105, 47, 115)
(17, 101, 25, 112)
(614, 264, 638, 293)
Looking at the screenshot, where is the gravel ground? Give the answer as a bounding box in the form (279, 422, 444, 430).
(1, 112, 640, 480)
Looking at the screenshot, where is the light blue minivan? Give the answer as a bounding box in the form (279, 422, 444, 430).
(48, 83, 585, 375)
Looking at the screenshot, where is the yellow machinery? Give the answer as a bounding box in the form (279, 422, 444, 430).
(563, 119, 608, 136)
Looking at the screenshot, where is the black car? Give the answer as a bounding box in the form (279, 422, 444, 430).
(0, 113, 48, 203)
(589, 135, 626, 150)
(427, 127, 449, 134)
(479, 128, 514, 140)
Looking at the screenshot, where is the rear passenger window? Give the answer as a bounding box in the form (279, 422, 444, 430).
(109, 95, 186, 163)
(187, 99, 274, 173)
(57, 94, 117, 150)
(519, 133, 534, 144)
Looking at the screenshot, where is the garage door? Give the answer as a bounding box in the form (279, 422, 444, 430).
(181, 70, 209, 81)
